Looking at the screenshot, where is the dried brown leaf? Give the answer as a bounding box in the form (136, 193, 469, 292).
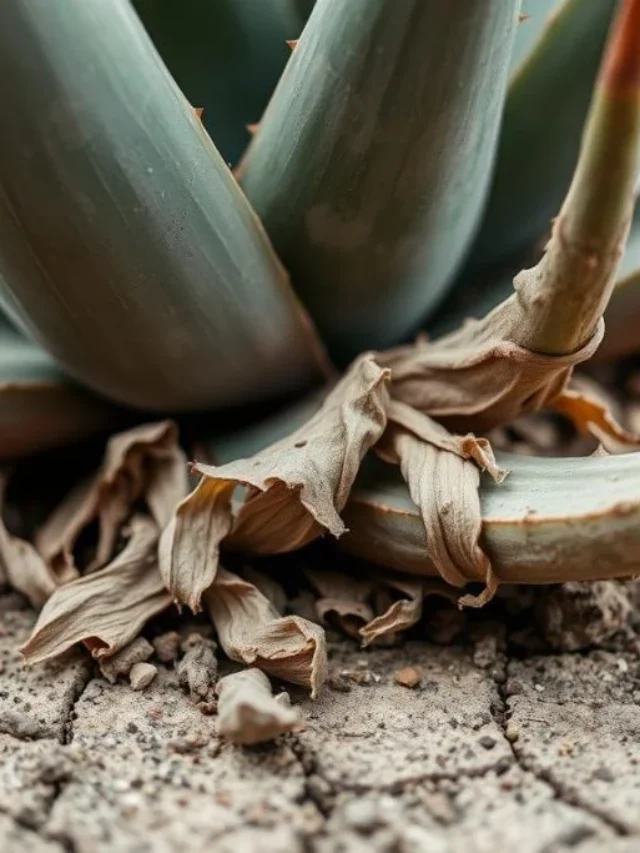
(204, 567, 327, 696)
(216, 668, 300, 745)
(158, 476, 233, 613)
(0, 471, 57, 607)
(164, 356, 389, 611)
(37, 421, 188, 577)
(379, 305, 603, 434)
(360, 577, 424, 646)
(378, 405, 505, 608)
(21, 516, 171, 664)
(306, 568, 374, 638)
(552, 385, 640, 453)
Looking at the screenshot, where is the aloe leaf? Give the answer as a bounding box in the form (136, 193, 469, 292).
(0, 318, 117, 460)
(470, 0, 616, 268)
(210, 402, 640, 587)
(133, 0, 309, 166)
(341, 453, 640, 585)
(509, 0, 562, 73)
(239, 0, 520, 361)
(0, 0, 324, 412)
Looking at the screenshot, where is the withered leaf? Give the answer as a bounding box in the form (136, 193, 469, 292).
(306, 568, 375, 639)
(216, 668, 300, 745)
(159, 476, 233, 613)
(552, 385, 640, 453)
(163, 356, 390, 611)
(0, 471, 57, 607)
(204, 567, 327, 697)
(378, 405, 505, 608)
(37, 421, 188, 578)
(359, 577, 423, 646)
(21, 516, 172, 664)
(360, 577, 459, 646)
(379, 301, 604, 433)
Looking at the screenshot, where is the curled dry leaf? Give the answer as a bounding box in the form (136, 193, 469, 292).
(161, 356, 389, 611)
(359, 577, 424, 646)
(0, 471, 57, 607)
(216, 668, 300, 745)
(360, 577, 460, 646)
(377, 403, 506, 606)
(379, 310, 604, 434)
(37, 421, 188, 578)
(306, 568, 374, 639)
(21, 516, 172, 665)
(552, 385, 640, 453)
(203, 567, 327, 696)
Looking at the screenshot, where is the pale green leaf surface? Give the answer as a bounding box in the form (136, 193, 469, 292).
(469, 0, 616, 267)
(240, 0, 520, 361)
(0, 0, 324, 412)
(133, 0, 309, 166)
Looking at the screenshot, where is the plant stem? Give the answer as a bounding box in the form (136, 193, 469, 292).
(515, 0, 640, 355)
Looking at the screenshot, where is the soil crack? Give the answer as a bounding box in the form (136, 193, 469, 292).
(495, 652, 629, 837)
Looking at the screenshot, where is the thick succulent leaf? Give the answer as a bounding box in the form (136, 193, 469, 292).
(342, 452, 640, 585)
(133, 0, 309, 166)
(240, 0, 520, 360)
(0, 318, 117, 461)
(0, 0, 324, 411)
(468, 0, 616, 267)
(509, 0, 563, 73)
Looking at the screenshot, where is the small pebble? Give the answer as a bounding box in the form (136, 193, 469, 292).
(505, 723, 519, 743)
(479, 735, 497, 750)
(100, 637, 154, 683)
(129, 662, 158, 691)
(394, 666, 422, 689)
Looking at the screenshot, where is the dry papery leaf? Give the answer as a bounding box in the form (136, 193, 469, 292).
(21, 516, 172, 665)
(305, 567, 374, 639)
(379, 306, 604, 435)
(203, 567, 327, 697)
(216, 668, 300, 745)
(0, 470, 57, 607)
(303, 565, 460, 645)
(376, 402, 506, 607)
(359, 577, 460, 646)
(37, 421, 188, 580)
(552, 384, 640, 453)
(160, 356, 389, 611)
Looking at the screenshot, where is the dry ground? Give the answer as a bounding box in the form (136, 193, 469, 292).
(0, 585, 639, 853)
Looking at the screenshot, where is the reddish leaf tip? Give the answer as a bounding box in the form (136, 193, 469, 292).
(599, 0, 640, 96)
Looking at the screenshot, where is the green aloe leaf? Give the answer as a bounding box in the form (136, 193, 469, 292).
(240, 0, 520, 361)
(470, 0, 616, 267)
(341, 453, 640, 585)
(0, 318, 117, 460)
(209, 398, 640, 587)
(509, 0, 562, 74)
(133, 0, 309, 166)
(0, 0, 324, 412)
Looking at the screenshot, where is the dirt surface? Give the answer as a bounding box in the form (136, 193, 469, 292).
(1, 588, 639, 853)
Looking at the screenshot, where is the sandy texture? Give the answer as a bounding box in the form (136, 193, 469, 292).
(0, 589, 639, 852)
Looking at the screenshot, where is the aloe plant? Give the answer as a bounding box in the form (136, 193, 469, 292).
(2, 0, 640, 695)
